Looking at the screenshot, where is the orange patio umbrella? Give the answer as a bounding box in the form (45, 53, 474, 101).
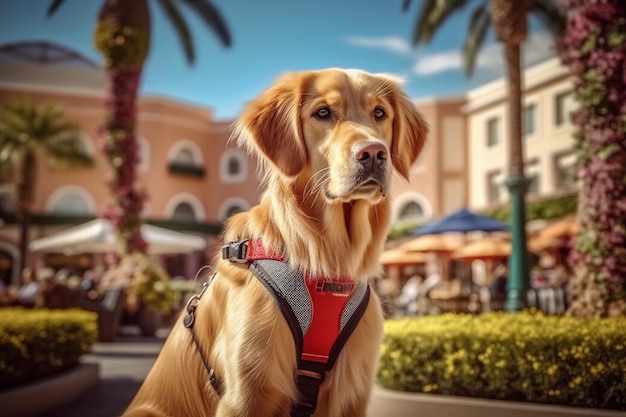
(528, 235, 567, 252)
(451, 236, 512, 262)
(535, 215, 579, 240)
(398, 234, 464, 254)
(379, 248, 428, 266)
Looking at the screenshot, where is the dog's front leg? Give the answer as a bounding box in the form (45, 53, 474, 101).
(213, 282, 299, 417)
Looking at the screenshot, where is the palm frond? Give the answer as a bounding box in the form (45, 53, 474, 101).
(402, 0, 412, 12)
(413, 0, 471, 45)
(45, 136, 94, 169)
(178, 0, 232, 47)
(463, 4, 491, 76)
(46, 0, 65, 17)
(159, 0, 196, 64)
(531, 0, 565, 37)
(0, 101, 89, 171)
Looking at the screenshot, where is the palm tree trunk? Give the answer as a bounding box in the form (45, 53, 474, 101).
(102, 67, 147, 255)
(503, 41, 530, 312)
(95, 0, 150, 255)
(17, 150, 36, 277)
(506, 43, 523, 176)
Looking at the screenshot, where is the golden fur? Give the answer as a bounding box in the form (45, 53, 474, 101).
(122, 68, 427, 417)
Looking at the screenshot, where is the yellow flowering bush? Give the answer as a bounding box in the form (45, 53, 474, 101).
(101, 254, 178, 315)
(378, 311, 626, 410)
(124, 255, 178, 315)
(0, 308, 97, 390)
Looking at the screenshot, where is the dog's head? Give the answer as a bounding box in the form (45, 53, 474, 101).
(236, 68, 427, 205)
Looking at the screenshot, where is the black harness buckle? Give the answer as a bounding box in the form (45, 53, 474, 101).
(221, 239, 249, 263)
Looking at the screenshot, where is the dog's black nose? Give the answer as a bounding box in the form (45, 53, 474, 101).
(353, 142, 387, 166)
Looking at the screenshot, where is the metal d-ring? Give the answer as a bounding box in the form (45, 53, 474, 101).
(183, 281, 210, 329)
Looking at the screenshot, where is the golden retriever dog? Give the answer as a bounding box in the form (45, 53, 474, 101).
(123, 68, 427, 417)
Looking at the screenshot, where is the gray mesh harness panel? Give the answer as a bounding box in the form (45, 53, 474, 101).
(340, 281, 368, 330)
(254, 259, 313, 335)
(252, 259, 368, 336)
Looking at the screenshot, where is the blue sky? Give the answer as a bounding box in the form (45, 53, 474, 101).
(0, 0, 558, 120)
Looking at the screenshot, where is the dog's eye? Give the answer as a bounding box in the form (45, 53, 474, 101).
(315, 107, 331, 120)
(373, 107, 386, 120)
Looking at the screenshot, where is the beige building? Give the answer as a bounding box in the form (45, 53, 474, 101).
(390, 97, 468, 225)
(0, 42, 262, 284)
(464, 58, 578, 210)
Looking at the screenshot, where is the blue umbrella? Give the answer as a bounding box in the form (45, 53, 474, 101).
(412, 208, 509, 236)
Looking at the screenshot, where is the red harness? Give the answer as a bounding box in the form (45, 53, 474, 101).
(221, 239, 371, 416)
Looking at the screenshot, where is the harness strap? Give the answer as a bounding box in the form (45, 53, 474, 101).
(183, 278, 224, 396)
(222, 239, 371, 417)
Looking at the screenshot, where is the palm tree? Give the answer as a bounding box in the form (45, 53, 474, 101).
(404, 0, 564, 311)
(0, 101, 93, 276)
(47, 0, 231, 255)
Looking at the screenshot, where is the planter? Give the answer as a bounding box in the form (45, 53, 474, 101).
(367, 386, 623, 417)
(0, 363, 99, 417)
(138, 308, 161, 337)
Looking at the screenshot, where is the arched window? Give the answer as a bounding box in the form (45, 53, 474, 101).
(174, 148, 195, 165)
(46, 187, 95, 215)
(228, 157, 241, 176)
(168, 141, 205, 177)
(218, 197, 250, 221)
(172, 202, 197, 222)
(399, 201, 425, 222)
(225, 205, 243, 218)
(165, 193, 206, 222)
(220, 149, 247, 183)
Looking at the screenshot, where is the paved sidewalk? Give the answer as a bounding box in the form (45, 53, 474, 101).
(36, 329, 167, 417)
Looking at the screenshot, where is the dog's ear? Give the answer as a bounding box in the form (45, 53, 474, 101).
(391, 90, 428, 180)
(237, 73, 307, 178)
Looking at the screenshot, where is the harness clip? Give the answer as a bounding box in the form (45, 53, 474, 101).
(221, 240, 250, 263)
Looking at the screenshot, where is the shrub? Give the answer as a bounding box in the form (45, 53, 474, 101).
(0, 307, 98, 391)
(378, 311, 626, 410)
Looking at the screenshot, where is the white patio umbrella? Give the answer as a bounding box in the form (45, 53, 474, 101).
(29, 219, 206, 255)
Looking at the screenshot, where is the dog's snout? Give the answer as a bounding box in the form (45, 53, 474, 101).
(353, 142, 388, 164)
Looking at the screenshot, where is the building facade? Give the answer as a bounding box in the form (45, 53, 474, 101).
(465, 58, 577, 211)
(390, 96, 468, 226)
(0, 42, 263, 284)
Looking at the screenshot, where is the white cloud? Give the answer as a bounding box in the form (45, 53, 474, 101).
(411, 31, 556, 77)
(344, 36, 413, 55)
(412, 50, 463, 75)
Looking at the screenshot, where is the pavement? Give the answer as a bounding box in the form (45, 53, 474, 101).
(35, 327, 168, 417)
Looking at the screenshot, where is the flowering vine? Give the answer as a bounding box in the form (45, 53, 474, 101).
(556, 0, 626, 317)
(95, 15, 149, 256)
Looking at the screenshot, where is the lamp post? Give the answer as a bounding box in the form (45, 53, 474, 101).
(505, 174, 530, 312)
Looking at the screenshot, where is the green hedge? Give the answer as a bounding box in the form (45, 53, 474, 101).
(0, 308, 98, 391)
(378, 311, 626, 410)
(482, 192, 578, 222)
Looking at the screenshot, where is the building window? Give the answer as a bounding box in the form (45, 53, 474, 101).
(523, 104, 536, 137)
(227, 157, 241, 176)
(220, 149, 247, 183)
(46, 186, 95, 215)
(218, 197, 250, 221)
(168, 146, 205, 177)
(225, 205, 244, 218)
(486, 117, 499, 148)
(487, 171, 503, 205)
(554, 91, 574, 127)
(525, 160, 540, 195)
(554, 153, 577, 189)
(398, 201, 425, 222)
(172, 202, 197, 222)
